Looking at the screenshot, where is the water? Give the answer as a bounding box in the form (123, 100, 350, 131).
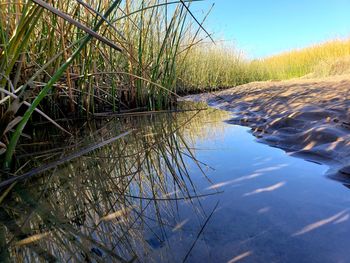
(3, 104, 350, 262)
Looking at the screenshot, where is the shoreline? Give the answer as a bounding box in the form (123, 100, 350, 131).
(183, 75, 350, 184)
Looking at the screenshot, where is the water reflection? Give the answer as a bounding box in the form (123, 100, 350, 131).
(243, 181, 286, 197)
(227, 251, 253, 263)
(0, 104, 229, 262)
(292, 209, 349, 236)
(2, 103, 350, 262)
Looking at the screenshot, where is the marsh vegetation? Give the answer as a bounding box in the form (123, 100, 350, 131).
(1, 1, 350, 261)
(1, 1, 350, 168)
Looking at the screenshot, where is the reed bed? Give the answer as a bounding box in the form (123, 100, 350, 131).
(177, 38, 350, 90)
(254, 38, 350, 80)
(175, 38, 350, 94)
(2, 1, 348, 170)
(0, 0, 191, 112)
(0, 0, 218, 169)
(177, 43, 265, 93)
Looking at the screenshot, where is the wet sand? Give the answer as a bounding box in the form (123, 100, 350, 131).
(184, 75, 350, 183)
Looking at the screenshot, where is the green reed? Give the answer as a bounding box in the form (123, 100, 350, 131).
(0, 0, 211, 169)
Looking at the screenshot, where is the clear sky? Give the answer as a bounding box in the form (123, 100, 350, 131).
(191, 0, 350, 58)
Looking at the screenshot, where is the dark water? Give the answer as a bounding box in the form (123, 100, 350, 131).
(2, 104, 350, 262)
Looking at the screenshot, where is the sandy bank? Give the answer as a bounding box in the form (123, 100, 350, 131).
(184, 75, 350, 184)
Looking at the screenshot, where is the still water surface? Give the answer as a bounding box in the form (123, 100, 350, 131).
(4, 105, 350, 262)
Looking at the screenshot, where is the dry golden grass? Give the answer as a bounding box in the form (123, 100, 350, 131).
(257, 38, 350, 79)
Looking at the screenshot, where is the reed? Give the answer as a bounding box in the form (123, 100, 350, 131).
(252, 38, 350, 80)
(176, 43, 265, 93)
(176, 38, 350, 90)
(0, 0, 211, 168)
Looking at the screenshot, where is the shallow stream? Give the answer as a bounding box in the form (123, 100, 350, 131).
(3, 103, 350, 262)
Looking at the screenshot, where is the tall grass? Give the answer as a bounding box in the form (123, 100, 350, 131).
(176, 38, 350, 91)
(0, 0, 212, 168)
(257, 38, 350, 79)
(177, 43, 265, 93)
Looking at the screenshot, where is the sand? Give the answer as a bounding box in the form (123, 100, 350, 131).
(184, 75, 350, 184)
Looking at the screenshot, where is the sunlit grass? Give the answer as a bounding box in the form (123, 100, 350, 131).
(178, 38, 350, 91)
(175, 38, 350, 94)
(253, 38, 350, 80)
(177, 43, 265, 93)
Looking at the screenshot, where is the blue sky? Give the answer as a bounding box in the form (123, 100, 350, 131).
(190, 0, 350, 58)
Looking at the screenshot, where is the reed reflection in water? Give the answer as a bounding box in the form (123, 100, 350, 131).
(0, 104, 230, 262)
